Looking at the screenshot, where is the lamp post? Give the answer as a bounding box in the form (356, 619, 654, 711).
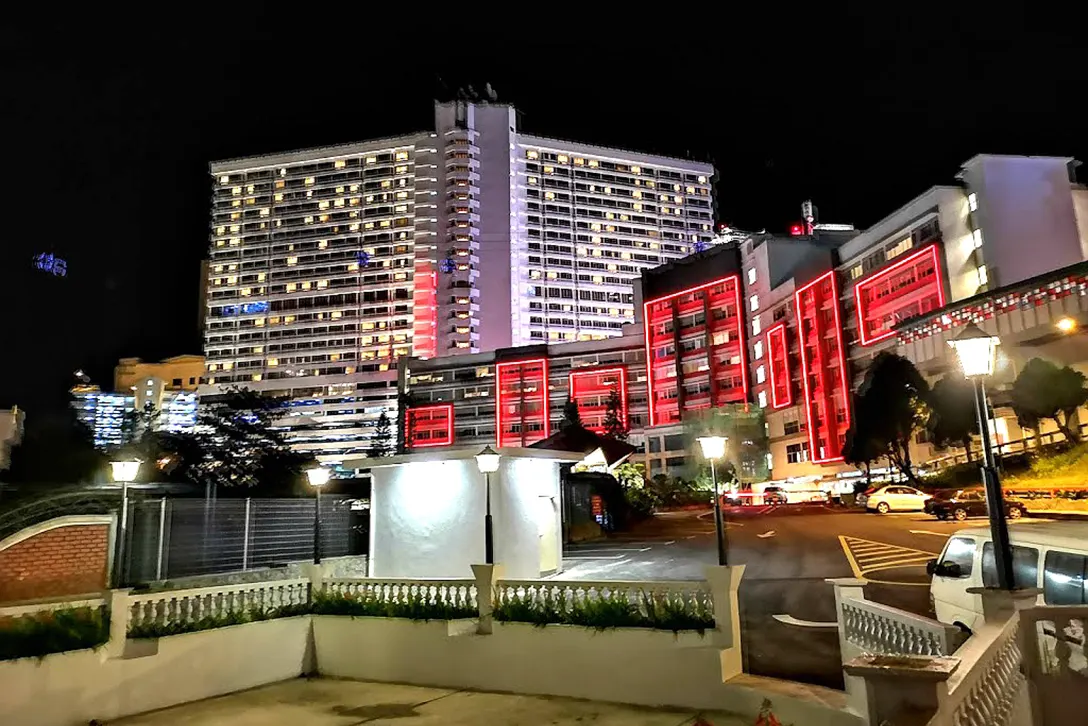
(306, 466, 331, 564)
(475, 445, 501, 564)
(110, 460, 140, 585)
(948, 323, 1014, 590)
(697, 436, 728, 566)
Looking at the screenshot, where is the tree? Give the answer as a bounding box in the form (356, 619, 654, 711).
(180, 387, 314, 494)
(856, 352, 930, 485)
(601, 389, 628, 441)
(396, 391, 415, 454)
(927, 372, 980, 461)
(613, 461, 645, 491)
(368, 410, 393, 458)
(560, 397, 583, 431)
(1011, 358, 1088, 444)
(842, 393, 883, 488)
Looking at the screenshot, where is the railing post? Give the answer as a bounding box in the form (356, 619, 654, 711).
(844, 654, 959, 726)
(155, 496, 167, 581)
(305, 562, 328, 606)
(827, 577, 870, 717)
(106, 588, 133, 659)
(471, 563, 503, 635)
(242, 497, 252, 571)
(967, 587, 1040, 626)
(705, 564, 745, 679)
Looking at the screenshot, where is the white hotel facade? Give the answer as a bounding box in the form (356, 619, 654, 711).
(202, 100, 716, 461)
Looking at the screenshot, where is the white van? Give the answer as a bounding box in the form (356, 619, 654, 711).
(929, 521, 1088, 631)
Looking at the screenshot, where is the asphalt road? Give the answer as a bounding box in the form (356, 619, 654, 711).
(555, 504, 1046, 688)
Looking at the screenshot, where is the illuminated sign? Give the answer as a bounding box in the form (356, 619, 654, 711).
(568, 366, 627, 433)
(795, 270, 850, 464)
(405, 404, 454, 448)
(854, 244, 945, 346)
(33, 253, 67, 277)
(496, 359, 550, 447)
(765, 322, 792, 409)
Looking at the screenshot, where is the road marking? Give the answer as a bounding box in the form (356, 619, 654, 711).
(757, 530, 776, 538)
(566, 547, 650, 554)
(910, 530, 952, 537)
(839, 536, 940, 579)
(563, 554, 627, 561)
(772, 614, 839, 628)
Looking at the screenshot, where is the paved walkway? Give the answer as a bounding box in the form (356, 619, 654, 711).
(113, 677, 748, 725)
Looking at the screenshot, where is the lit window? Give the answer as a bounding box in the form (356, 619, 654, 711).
(395, 150, 409, 161)
(588, 160, 599, 168)
(756, 365, 766, 384)
(318, 200, 330, 210)
(753, 317, 762, 335)
(257, 273, 266, 281)
(286, 256, 298, 266)
(543, 165, 554, 174)
(231, 186, 241, 196)
(259, 208, 270, 217)
(286, 283, 296, 292)
(219, 175, 230, 184)
(544, 191, 555, 200)
(850, 264, 863, 280)
(754, 341, 763, 360)
(318, 240, 328, 249)
(972, 229, 983, 249)
(365, 156, 376, 164)
(747, 268, 757, 285)
(758, 390, 768, 408)
(334, 160, 346, 169)
(886, 238, 911, 260)
(698, 175, 707, 184)
(977, 265, 988, 286)
(674, 195, 682, 203)
(750, 295, 759, 312)
(317, 280, 328, 289)
(528, 177, 538, 185)
(304, 216, 314, 224)
(304, 177, 315, 186)
(968, 192, 978, 212)
(268, 358, 278, 367)
(526, 150, 539, 160)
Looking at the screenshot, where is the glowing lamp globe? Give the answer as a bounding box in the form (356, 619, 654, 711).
(305, 467, 331, 487)
(110, 460, 141, 483)
(948, 323, 1000, 378)
(475, 445, 501, 474)
(697, 436, 727, 460)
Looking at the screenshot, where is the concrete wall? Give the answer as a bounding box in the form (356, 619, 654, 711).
(369, 454, 563, 579)
(314, 616, 856, 726)
(0, 515, 113, 603)
(0, 616, 310, 726)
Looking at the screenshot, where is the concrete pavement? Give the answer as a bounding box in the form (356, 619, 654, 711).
(112, 677, 748, 725)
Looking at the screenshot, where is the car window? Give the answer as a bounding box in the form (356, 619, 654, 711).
(941, 537, 976, 577)
(889, 487, 909, 494)
(982, 543, 1039, 589)
(1043, 550, 1088, 605)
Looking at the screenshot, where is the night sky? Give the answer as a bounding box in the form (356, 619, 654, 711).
(2, 11, 1084, 426)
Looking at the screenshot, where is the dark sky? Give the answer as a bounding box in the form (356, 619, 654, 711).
(2, 10, 1084, 423)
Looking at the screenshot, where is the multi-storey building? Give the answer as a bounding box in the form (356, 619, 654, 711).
(400, 154, 1088, 486)
(115, 355, 204, 393)
(202, 99, 715, 462)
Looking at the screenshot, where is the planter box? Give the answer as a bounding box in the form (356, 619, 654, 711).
(494, 620, 710, 648)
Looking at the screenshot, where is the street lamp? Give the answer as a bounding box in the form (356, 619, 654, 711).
(110, 460, 140, 585)
(696, 436, 728, 566)
(948, 323, 1014, 590)
(1056, 317, 1077, 334)
(475, 445, 501, 564)
(306, 466, 331, 564)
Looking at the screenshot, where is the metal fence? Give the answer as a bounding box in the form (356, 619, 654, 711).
(122, 495, 365, 585)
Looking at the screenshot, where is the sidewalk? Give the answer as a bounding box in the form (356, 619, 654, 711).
(113, 677, 750, 725)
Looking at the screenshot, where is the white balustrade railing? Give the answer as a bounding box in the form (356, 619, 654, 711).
(1020, 606, 1086, 677)
(841, 597, 964, 656)
(127, 578, 310, 632)
(930, 614, 1026, 726)
(496, 579, 712, 616)
(323, 577, 477, 608)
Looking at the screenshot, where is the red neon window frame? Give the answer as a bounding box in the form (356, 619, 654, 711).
(404, 403, 454, 448)
(495, 358, 550, 447)
(568, 366, 627, 433)
(794, 270, 851, 464)
(765, 322, 792, 409)
(643, 274, 747, 427)
(854, 244, 945, 346)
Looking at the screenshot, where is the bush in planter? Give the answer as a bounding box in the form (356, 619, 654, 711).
(493, 591, 565, 626)
(0, 606, 109, 661)
(127, 602, 310, 639)
(312, 590, 476, 621)
(640, 594, 715, 634)
(494, 589, 715, 634)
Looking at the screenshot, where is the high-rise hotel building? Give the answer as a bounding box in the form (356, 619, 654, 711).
(202, 100, 716, 461)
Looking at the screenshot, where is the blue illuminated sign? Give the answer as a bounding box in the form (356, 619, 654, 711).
(33, 253, 67, 277)
(215, 301, 270, 317)
(356, 251, 370, 268)
(439, 257, 456, 274)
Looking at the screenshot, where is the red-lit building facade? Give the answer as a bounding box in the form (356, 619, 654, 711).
(397, 154, 1088, 482)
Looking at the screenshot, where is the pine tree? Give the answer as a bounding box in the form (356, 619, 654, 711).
(561, 398, 583, 431)
(602, 389, 628, 441)
(368, 410, 393, 458)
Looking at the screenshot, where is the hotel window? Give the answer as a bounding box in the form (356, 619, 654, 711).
(526, 150, 539, 160)
(747, 268, 757, 285)
(334, 160, 346, 169)
(754, 341, 763, 360)
(786, 443, 809, 464)
(756, 365, 766, 384)
(395, 151, 409, 161)
(752, 317, 762, 336)
(750, 295, 759, 312)
(886, 238, 911, 260)
(977, 265, 988, 286)
(968, 193, 978, 211)
(972, 229, 984, 249)
(304, 177, 314, 186)
(850, 264, 863, 280)
(758, 390, 768, 408)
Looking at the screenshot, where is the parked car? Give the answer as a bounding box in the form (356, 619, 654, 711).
(924, 489, 1026, 521)
(761, 486, 788, 505)
(857, 485, 932, 513)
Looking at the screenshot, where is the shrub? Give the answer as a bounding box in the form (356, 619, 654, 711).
(0, 607, 109, 661)
(127, 602, 308, 639)
(311, 590, 476, 621)
(494, 588, 714, 634)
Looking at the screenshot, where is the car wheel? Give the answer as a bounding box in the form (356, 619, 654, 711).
(1008, 506, 1023, 520)
(876, 502, 890, 514)
(953, 508, 969, 521)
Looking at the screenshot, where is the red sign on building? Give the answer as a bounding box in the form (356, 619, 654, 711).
(404, 403, 454, 448)
(795, 270, 850, 463)
(567, 366, 627, 434)
(854, 244, 946, 346)
(496, 358, 550, 447)
(643, 275, 748, 426)
(765, 322, 792, 409)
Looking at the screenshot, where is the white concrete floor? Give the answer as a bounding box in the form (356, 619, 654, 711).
(112, 677, 748, 725)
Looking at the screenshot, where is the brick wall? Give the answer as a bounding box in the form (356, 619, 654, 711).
(0, 521, 110, 603)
